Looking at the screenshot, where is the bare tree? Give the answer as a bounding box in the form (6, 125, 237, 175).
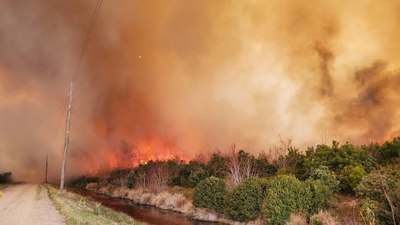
(378, 172, 397, 225)
(226, 145, 241, 185)
(136, 167, 148, 189)
(147, 161, 171, 192)
(226, 144, 256, 186)
(271, 138, 292, 170)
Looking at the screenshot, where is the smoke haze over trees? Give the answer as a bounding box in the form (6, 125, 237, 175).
(1, 0, 400, 181)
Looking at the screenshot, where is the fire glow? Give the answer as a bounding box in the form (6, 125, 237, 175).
(0, 0, 400, 181)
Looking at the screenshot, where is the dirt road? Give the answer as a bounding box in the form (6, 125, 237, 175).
(0, 183, 66, 225)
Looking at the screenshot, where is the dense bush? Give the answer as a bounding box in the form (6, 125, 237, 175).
(261, 175, 333, 225)
(356, 166, 400, 225)
(305, 179, 333, 214)
(169, 160, 207, 187)
(254, 154, 277, 178)
(224, 177, 265, 221)
(379, 137, 400, 164)
(261, 175, 310, 225)
(192, 176, 226, 212)
(304, 141, 374, 194)
(310, 166, 340, 193)
(339, 165, 367, 193)
(305, 142, 374, 173)
(277, 148, 307, 180)
(187, 167, 209, 187)
(206, 152, 228, 178)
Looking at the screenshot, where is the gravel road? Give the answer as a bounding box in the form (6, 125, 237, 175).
(0, 183, 66, 225)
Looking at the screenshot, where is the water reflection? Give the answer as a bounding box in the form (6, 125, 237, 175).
(70, 188, 219, 225)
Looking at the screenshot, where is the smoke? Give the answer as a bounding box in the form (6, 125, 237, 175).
(1, 0, 400, 181)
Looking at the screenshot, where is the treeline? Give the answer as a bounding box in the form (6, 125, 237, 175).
(73, 138, 400, 225)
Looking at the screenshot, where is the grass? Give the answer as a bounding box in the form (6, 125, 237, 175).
(46, 184, 147, 225)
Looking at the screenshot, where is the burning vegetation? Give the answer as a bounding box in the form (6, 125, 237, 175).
(73, 138, 400, 224)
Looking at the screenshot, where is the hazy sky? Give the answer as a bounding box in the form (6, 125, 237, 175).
(1, 0, 399, 181)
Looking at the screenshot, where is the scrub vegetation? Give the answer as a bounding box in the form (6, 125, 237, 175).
(72, 137, 400, 225)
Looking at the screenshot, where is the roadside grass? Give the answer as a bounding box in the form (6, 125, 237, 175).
(46, 184, 147, 225)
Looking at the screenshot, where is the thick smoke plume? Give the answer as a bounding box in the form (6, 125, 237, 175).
(1, 0, 400, 181)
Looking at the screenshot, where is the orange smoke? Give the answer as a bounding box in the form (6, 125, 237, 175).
(0, 0, 400, 181)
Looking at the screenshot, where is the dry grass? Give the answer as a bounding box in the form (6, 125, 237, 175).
(47, 184, 146, 225)
(286, 213, 307, 225)
(330, 195, 362, 225)
(311, 211, 339, 225)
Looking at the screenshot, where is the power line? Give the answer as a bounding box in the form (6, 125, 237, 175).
(72, 0, 103, 81)
(56, 0, 103, 189)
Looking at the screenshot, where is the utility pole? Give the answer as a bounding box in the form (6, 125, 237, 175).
(45, 154, 48, 183)
(60, 82, 73, 193)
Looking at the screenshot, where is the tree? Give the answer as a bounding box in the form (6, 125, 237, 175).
(207, 152, 228, 178)
(126, 170, 137, 189)
(226, 145, 256, 185)
(188, 167, 209, 187)
(378, 137, 400, 164)
(340, 165, 367, 193)
(310, 166, 339, 193)
(254, 152, 277, 178)
(276, 147, 307, 180)
(135, 163, 149, 189)
(146, 161, 172, 192)
(304, 141, 373, 193)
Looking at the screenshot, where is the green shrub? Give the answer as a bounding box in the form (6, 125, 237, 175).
(305, 141, 374, 174)
(305, 179, 332, 214)
(171, 160, 207, 187)
(224, 177, 264, 221)
(261, 175, 310, 225)
(262, 175, 333, 225)
(378, 137, 400, 164)
(340, 165, 367, 193)
(206, 152, 228, 178)
(278, 148, 307, 180)
(356, 166, 400, 225)
(188, 167, 209, 188)
(192, 176, 226, 212)
(310, 166, 340, 193)
(254, 154, 277, 178)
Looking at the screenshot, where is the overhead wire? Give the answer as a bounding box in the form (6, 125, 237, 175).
(50, 0, 103, 158)
(72, 0, 103, 81)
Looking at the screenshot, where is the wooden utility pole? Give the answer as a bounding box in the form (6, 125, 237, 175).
(60, 82, 73, 193)
(45, 154, 48, 183)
